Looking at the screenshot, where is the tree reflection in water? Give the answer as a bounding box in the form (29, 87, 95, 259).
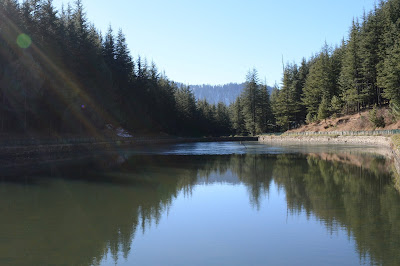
(0, 150, 399, 265)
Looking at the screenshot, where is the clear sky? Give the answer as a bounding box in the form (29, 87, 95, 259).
(52, 0, 376, 86)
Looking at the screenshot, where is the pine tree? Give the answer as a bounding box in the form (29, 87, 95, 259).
(271, 64, 302, 130)
(377, 41, 400, 106)
(175, 85, 197, 134)
(216, 102, 231, 135)
(330, 95, 343, 115)
(341, 20, 369, 113)
(37, 0, 58, 48)
(302, 44, 335, 118)
(318, 96, 330, 121)
(231, 97, 245, 135)
(331, 40, 345, 97)
(241, 69, 260, 135)
(256, 84, 272, 133)
(271, 84, 290, 130)
(357, 8, 384, 107)
(103, 25, 115, 69)
(115, 29, 134, 87)
(296, 58, 309, 122)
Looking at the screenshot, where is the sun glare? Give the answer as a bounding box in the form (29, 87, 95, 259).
(16, 33, 32, 49)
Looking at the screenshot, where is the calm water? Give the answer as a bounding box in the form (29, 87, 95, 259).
(1, 142, 400, 265)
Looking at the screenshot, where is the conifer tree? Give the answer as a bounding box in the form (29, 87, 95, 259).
(256, 84, 272, 133)
(231, 97, 245, 135)
(359, 10, 382, 106)
(271, 84, 290, 130)
(216, 102, 231, 135)
(115, 29, 133, 87)
(241, 69, 260, 135)
(175, 85, 197, 133)
(103, 25, 115, 70)
(271, 64, 302, 130)
(302, 45, 333, 119)
(377, 42, 400, 106)
(318, 96, 330, 121)
(330, 95, 343, 115)
(340, 20, 365, 113)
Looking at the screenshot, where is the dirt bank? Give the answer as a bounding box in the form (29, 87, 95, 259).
(287, 107, 400, 133)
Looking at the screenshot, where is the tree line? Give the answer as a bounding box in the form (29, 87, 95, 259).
(271, 0, 400, 130)
(2, 0, 400, 137)
(0, 0, 235, 137)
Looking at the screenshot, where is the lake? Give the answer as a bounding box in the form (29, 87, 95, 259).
(1, 141, 399, 265)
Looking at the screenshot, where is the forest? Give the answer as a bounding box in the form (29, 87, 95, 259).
(0, 0, 234, 137)
(269, 0, 400, 131)
(1, 0, 400, 137)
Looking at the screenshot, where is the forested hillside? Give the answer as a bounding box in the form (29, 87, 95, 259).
(271, 0, 400, 130)
(189, 83, 244, 105)
(0, 0, 233, 137)
(2, 0, 400, 138)
(188, 83, 273, 106)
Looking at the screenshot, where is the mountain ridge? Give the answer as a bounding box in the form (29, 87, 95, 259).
(179, 83, 273, 105)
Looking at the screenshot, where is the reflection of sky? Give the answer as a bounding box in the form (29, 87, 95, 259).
(127, 141, 390, 157)
(101, 182, 367, 266)
(99, 142, 387, 265)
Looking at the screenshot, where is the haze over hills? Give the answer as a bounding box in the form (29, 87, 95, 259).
(186, 83, 273, 105)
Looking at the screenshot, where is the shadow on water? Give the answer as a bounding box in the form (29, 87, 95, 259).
(0, 143, 400, 265)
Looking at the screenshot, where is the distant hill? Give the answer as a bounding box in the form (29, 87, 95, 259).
(184, 83, 273, 105)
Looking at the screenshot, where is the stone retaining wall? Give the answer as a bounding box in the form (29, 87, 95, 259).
(259, 135, 392, 146)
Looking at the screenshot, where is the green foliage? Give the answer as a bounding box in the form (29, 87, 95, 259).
(241, 69, 260, 135)
(339, 21, 366, 113)
(305, 112, 316, 124)
(256, 84, 272, 133)
(359, 10, 383, 106)
(368, 105, 386, 128)
(240, 69, 273, 135)
(0, 0, 233, 136)
(4, 0, 400, 135)
(230, 97, 246, 135)
(317, 96, 330, 121)
(302, 44, 335, 117)
(390, 101, 400, 119)
(378, 42, 400, 107)
(330, 95, 343, 115)
(271, 63, 305, 130)
(277, 0, 400, 128)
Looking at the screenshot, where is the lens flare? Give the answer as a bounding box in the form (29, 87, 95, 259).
(17, 34, 32, 49)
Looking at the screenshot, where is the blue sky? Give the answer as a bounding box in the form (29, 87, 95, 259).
(52, 0, 376, 86)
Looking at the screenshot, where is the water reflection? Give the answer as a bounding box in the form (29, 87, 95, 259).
(0, 146, 399, 265)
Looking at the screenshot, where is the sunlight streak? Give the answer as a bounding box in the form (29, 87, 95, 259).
(1, 10, 122, 141)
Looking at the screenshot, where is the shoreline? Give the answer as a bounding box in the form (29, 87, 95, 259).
(259, 135, 393, 146)
(0, 136, 257, 165)
(259, 134, 400, 191)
